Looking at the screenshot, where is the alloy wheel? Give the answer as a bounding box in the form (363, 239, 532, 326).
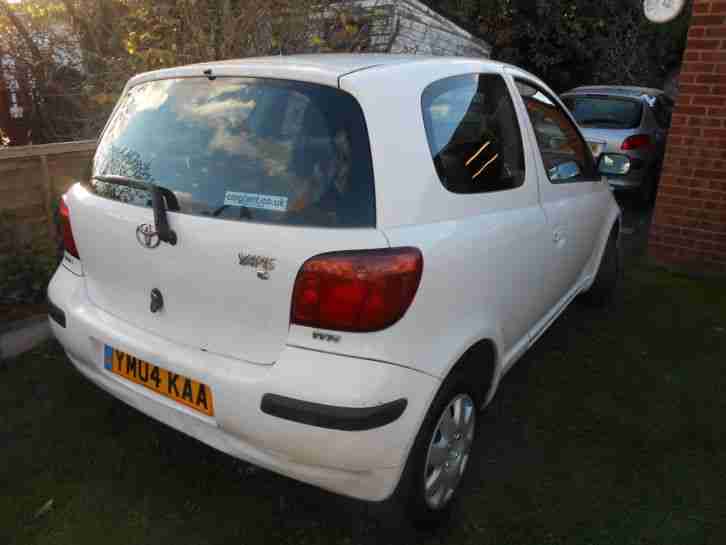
(423, 393, 476, 509)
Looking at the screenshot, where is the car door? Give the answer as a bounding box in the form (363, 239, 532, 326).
(511, 77, 610, 310)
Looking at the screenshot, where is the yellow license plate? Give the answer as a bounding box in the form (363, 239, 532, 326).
(104, 346, 214, 416)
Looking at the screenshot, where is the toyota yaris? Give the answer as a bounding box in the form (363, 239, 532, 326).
(49, 54, 621, 523)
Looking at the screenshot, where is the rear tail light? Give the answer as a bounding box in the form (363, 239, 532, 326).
(621, 134, 651, 151)
(59, 196, 80, 259)
(291, 247, 423, 332)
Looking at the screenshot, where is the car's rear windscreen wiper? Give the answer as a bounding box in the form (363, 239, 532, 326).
(91, 174, 179, 246)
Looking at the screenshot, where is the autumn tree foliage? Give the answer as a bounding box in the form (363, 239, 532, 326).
(1, 0, 358, 144)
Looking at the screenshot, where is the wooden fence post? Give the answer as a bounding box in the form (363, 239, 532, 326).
(39, 154, 55, 239)
(0, 140, 96, 255)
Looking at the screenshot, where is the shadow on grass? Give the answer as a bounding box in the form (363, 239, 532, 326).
(1, 265, 725, 545)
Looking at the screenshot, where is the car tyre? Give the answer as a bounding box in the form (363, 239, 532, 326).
(387, 366, 481, 528)
(581, 228, 622, 307)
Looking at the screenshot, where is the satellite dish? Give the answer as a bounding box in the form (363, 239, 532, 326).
(644, 0, 686, 23)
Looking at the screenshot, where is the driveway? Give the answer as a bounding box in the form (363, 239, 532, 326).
(618, 197, 655, 262)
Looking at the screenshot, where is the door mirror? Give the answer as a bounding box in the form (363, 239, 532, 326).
(597, 153, 631, 176)
(548, 160, 581, 182)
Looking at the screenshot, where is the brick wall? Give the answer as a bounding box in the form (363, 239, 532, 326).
(649, 0, 726, 273)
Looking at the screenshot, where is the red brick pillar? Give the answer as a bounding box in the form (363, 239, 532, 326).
(648, 0, 726, 273)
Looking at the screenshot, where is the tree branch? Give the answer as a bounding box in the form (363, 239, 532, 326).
(0, 0, 43, 62)
(59, 0, 101, 57)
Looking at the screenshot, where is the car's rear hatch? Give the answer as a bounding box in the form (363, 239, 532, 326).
(70, 75, 384, 365)
(577, 126, 643, 155)
(562, 94, 644, 154)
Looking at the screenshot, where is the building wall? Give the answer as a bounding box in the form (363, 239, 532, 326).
(358, 0, 490, 57)
(648, 0, 726, 273)
(390, 0, 490, 56)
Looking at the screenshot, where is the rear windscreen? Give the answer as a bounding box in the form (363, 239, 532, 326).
(562, 96, 643, 129)
(91, 77, 376, 228)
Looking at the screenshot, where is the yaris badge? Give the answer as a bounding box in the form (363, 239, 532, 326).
(238, 252, 276, 280)
(136, 224, 161, 249)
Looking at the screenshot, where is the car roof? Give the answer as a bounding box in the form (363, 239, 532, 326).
(125, 54, 520, 90)
(193, 54, 437, 76)
(562, 85, 665, 99)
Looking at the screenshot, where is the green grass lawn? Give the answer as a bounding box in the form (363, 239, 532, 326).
(2, 265, 725, 545)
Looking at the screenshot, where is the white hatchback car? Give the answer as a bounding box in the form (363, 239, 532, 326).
(49, 54, 621, 523)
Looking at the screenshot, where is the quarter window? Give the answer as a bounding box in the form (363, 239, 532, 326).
(517, 81, 595, 183)
(421, 74, 525, 194)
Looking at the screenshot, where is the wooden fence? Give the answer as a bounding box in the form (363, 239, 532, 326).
(0, 140, 96, 255)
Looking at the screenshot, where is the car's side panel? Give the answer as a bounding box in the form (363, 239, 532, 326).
(285, 200, 552, 379)
(538, 182, 610, 306)
(303, 61, 554, 380)
(581, 206, 622, 292)
(379, 203, 550, 378)
(506, 71, 616, 310)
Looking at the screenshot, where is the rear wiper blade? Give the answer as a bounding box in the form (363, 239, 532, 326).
(91, 174, 148, 191)
(91, 175, 180, 210)
(92, 174, 178, 246)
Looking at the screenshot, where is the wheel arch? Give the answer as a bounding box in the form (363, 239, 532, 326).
(604, 212, 622, 264)
(584, 205, 622, 290)
(384, 336, 502, 514)
(442, 338, 499, 409)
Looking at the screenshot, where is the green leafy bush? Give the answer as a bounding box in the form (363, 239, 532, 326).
(0, 212, 60, 305)
(0, 247, 58, 305)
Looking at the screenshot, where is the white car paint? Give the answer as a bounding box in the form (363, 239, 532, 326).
(48, 54, 620, 502)
(70, 188, 389, 365)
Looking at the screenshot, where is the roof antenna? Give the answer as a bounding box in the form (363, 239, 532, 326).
(203, 68, 216, 81)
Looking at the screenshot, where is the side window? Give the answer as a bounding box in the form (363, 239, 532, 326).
(516, 80, 596, 183)
(421, 73, 525, 194)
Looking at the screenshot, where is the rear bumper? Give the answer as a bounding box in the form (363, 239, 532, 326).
(47, 265, 439, 501)
(260, 394, 408, 431)
(608, 176, 644, 191)
(607, 167, 648, 191)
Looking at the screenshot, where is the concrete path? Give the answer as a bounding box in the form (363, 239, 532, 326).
(0, 316, 51, 361)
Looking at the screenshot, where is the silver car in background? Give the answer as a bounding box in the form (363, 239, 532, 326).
(561, 86, 674, 208)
